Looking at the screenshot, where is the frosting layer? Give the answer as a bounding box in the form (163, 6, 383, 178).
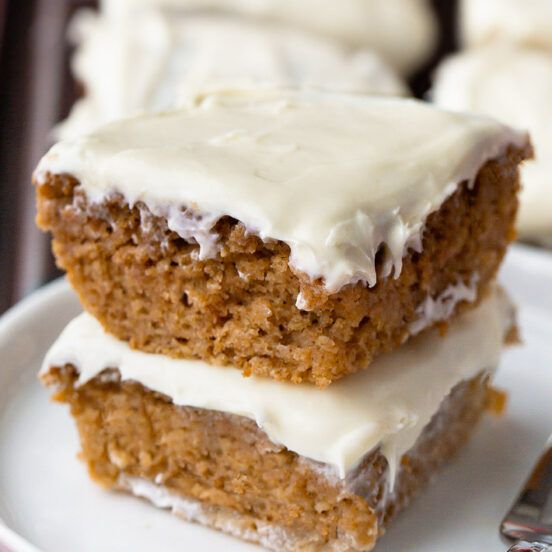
(58, 10, 406, 139)
(36, 89, 525, 292)
(433, 44, 552, 243)
(42, 287, 511, 480)
(462, 0, 552, 51)
(101, 0, 437, 74)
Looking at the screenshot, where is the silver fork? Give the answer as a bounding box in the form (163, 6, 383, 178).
(507, 543, 551, 552)
(501, 438, 552, 551)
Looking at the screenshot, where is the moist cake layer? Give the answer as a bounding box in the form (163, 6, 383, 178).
(43, 368, 493, 551)
(59, 12, 406, 140)
(102, 0, 438, 74)
(433, 43, 552, 245)
(461, 0, 552, 51)
(42, 287, 512, 478)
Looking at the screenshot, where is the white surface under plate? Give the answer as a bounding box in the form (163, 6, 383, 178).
(0, 244, 551, 552)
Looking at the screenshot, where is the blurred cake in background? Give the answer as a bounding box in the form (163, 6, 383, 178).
(433, 44, 552, 246)
(57, 7, 407, 139)
(102, 0, 438, 75)
(35, 86, 528, 549)
(461, 0, 552, 51)
(433, 0, 552, 247)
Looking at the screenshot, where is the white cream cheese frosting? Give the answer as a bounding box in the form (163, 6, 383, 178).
(433, 44, 552, 244)
(42, 287, 511, 482)
(58, 10, 407, 140)
(409, 274, 479, 335)
(100, 0, 438, 75)
(461, 0, 552, 51)
(36, 89, 526, 292)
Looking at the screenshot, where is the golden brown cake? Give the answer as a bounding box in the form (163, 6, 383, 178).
(35, 89, 530, 386)
(40, 287, 514, 551)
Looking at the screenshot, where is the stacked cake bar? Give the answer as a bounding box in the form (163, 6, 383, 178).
(35, 88, 530, 550)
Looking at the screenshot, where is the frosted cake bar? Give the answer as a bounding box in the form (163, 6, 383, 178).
(41, 287, 513, 551)
(461, 0, 552, 52)
(35, 89, 530, 386)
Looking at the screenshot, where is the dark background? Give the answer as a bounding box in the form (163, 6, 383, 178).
(0, 0, 458, 314)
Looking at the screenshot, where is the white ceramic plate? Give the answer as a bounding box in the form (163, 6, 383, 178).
(0, 244, 551, 552)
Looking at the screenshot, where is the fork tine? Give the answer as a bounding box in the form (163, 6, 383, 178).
(502, 442, 552, 544)
(507, 542, 552, 552)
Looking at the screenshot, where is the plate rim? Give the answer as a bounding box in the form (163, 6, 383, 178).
(0, 278, 68, 334)
(0, 524, 40, 552)
(0, 278, 70, 552)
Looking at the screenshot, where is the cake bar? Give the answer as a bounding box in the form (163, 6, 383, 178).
(35, 89, 530, 386)
(41, 287, 514, 551)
